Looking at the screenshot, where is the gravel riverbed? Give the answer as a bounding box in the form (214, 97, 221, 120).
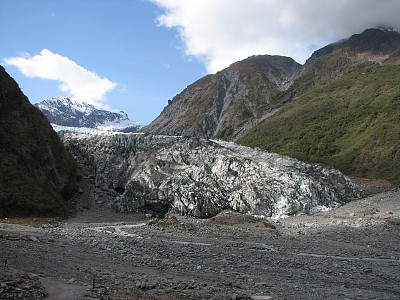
(1, 189, 399, 299)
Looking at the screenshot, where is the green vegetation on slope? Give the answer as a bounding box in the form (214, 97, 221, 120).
(239, 59, 400, 183)
(0, 66, 77, 217)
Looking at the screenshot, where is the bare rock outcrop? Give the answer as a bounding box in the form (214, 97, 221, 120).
(141, 55, 302, 141)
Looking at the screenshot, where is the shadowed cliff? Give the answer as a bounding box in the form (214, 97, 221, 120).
(0, 66, 78, 217)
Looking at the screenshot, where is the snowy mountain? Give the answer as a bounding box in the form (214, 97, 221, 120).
(35, 97, 144, 132)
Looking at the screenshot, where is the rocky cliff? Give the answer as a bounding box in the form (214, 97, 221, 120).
(142, 55, 301, 141)
(60, 131, 361, 218)
(0, 66, 78, 217)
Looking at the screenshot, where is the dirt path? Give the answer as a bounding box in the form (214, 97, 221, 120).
(39, 278, 88, 300)
(0, 190, 399, 299)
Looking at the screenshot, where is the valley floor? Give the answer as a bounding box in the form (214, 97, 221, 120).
(0, 188, 399, 299)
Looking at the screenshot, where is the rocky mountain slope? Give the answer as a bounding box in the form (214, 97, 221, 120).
(60, 131, 361, 218)
(36, 97, 144, 132)
(303, 27, 400, 71)
(239, 28, 400, 183)
(0, 67, 78, 217)
(142, 55, 302, 140)
(143, 28, 400, 183)
(142, 29, 400, 143)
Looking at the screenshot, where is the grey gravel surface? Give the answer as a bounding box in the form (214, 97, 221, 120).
(1, 190, 399, 299)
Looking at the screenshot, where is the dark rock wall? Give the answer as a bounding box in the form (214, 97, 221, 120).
(0, 66, 77, 217)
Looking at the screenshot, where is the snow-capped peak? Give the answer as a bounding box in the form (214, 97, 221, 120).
(38, 96, 96, 114)
(35, 96, 145, 133)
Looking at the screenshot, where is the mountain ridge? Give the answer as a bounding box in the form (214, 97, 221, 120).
(142, 28, 400, 183)
(36, 96, 144, 132)
(142, 55, 302, 140)
(304, 28, 400, 69)
(239, 28, 400, 183)
(143, 28, 400, 141)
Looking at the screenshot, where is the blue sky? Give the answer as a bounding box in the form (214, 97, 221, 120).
(0, 0, 206, 124)
(1, 0, 400, 124)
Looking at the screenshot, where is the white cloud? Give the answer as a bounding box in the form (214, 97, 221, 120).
(3, 49, 117, 106)
(151, 0, 400, 73)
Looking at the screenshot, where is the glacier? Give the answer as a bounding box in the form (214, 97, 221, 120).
(60, 131, 362, 218)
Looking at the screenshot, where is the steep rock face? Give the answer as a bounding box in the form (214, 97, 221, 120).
(0, 67, 78, 217)
(36, 97, 144, 132)
(142, 55, 301, 141)
(61, 132, 361, 218)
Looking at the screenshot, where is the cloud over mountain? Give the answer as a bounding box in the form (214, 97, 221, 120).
(151, 0, 400, 73)
(4, 49, 117, 106)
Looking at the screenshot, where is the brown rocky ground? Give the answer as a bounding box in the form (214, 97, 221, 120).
(0, 178, 399, 299)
